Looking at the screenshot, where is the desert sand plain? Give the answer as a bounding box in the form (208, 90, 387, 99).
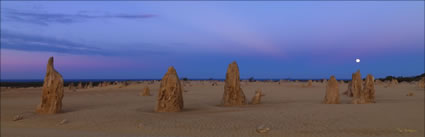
(1, 80, 424, 137)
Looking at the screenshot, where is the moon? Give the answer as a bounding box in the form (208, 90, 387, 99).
(356, 58, 360, 63)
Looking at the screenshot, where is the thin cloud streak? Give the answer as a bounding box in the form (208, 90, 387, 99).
(1, 8, 157, 26)
(1, 30, 168, 56)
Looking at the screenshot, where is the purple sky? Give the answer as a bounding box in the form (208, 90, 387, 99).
(1, 1, 424, 80)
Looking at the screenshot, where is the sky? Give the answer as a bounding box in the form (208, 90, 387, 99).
(1, 1, 424, 80)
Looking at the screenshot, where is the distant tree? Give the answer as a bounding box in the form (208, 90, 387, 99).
(208, 77, 214, 80)
(248, 77, 255, 82)
(417, 73, 425, 78)
(384, 76, 394, 81)
(182, 77, 189, 81)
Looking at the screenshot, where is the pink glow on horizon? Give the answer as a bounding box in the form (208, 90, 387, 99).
(1, 49, 153, 79)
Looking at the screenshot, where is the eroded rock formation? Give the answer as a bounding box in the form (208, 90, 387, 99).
(87, 82, 93, 88)
(346, 70, 362, 98)
(222, 61, 246, 106)
(119, 81, 129, 88)
(387, 79, 399, 87)
(351, 70, 365, 104)
(250, 89, 264, 104)
(375, 79, 384, 86)
(339, 80, 345, 85)
(140, 85, 151, 96)
(306, 80, 313, 87)
(322, 79, 327, 84)
(36, 57, 64, 114)
(363, 74, 376, 103)
(323, 76, 340, 104)
(77, 82, 83, 89)
(68, 83, 76, 92)
(343, 81, 352, 96)
(418, 77, 424, 88)
(155, 67, 184, 112)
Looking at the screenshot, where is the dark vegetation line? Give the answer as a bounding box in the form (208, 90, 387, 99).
(1, 73, 424, 88)
(376, 73, 425, 83)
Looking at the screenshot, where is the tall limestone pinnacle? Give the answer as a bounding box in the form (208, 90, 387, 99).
(350, 70, 364, 103)
(352, 71, 377, 104)
(222, 61, 247, 106)
(323, 76, 340, 104)
(155, 66, 184, 112)
(36, 57, 64, 114)
(363, 74, 376, 103)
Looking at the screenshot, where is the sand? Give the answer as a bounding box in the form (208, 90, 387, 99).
(1, 81, 424, 137)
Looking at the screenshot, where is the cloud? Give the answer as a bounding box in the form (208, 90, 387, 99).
(1, 30, 167, 56)
(1, 8, 156, 26)
(1, 30, 108, 55)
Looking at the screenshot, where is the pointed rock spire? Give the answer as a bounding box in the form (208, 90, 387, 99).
(36, 57, 64, 114)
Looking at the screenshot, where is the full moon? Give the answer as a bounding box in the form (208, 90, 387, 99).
(356, 59, 360, 63)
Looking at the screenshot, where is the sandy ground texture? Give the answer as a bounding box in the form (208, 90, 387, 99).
(1, 81, 424, 137)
